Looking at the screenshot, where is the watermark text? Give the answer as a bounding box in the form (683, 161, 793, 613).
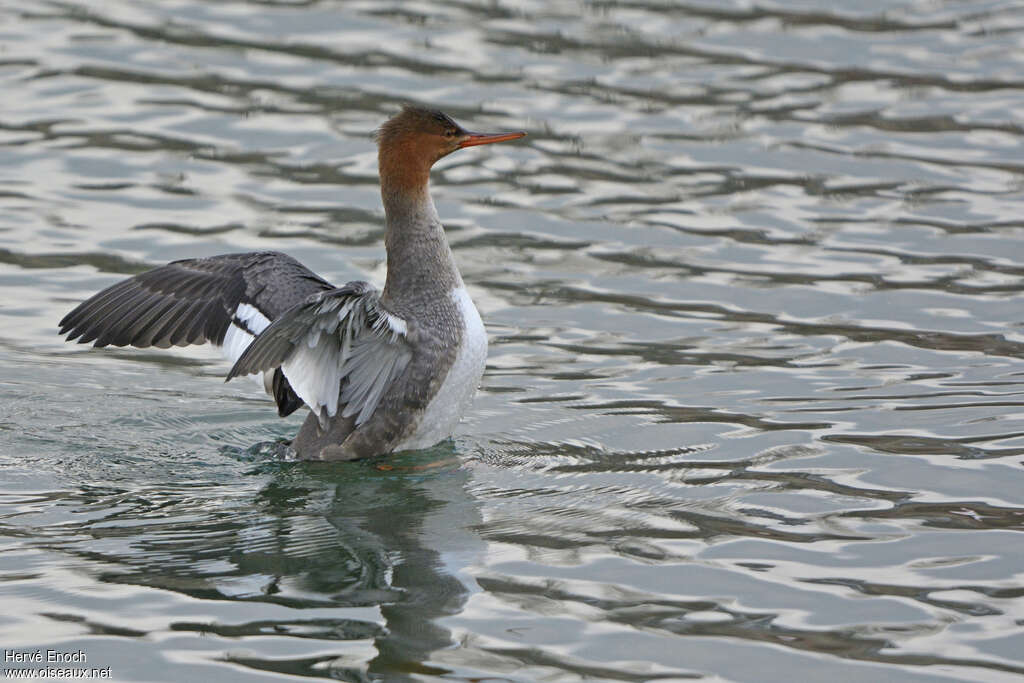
(3, 650, 111, 679)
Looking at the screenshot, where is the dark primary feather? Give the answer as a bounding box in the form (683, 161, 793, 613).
(59, 251, 333, 349)
(59, 251, 335, 417)
(272, 367, 304, 417)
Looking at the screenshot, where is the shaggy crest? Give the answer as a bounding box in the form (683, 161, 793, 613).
(375, 105, 462, 147)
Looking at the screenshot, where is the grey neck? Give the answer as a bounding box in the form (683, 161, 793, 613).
(380, 186, 462, 316)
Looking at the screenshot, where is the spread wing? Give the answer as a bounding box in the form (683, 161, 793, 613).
(58, 251, 334, 416)
(227, 282, 412, 429)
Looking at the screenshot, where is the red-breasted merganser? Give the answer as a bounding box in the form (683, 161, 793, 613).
(59, 106, 526, 460)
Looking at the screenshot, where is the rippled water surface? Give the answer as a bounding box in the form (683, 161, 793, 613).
(3, 0, 1024, 680)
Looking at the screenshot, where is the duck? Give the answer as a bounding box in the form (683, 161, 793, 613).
(59, 105, 526, 460)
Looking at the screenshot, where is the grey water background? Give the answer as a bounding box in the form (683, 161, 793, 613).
(2, 0, 1024, 680)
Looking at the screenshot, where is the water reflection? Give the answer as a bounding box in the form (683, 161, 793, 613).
(4, 0, 1024, 680)
(21, 450, 481, 681)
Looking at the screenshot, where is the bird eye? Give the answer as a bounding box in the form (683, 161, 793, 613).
(444, 129, 456, 138)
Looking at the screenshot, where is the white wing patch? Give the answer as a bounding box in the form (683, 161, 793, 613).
(384, 311, 407, 336)
(221, 303, 271, 388)
(280, 299, 410, 426)
(282, 328, 344, 419)
(227, 285, 411, 429)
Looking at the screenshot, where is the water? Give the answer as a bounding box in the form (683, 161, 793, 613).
(2, 0, 1024, 680)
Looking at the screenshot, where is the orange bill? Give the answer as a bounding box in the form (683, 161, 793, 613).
(458, 131, 527, 148)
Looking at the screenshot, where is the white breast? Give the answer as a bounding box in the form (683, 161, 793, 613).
(394, 286, 488, 451)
